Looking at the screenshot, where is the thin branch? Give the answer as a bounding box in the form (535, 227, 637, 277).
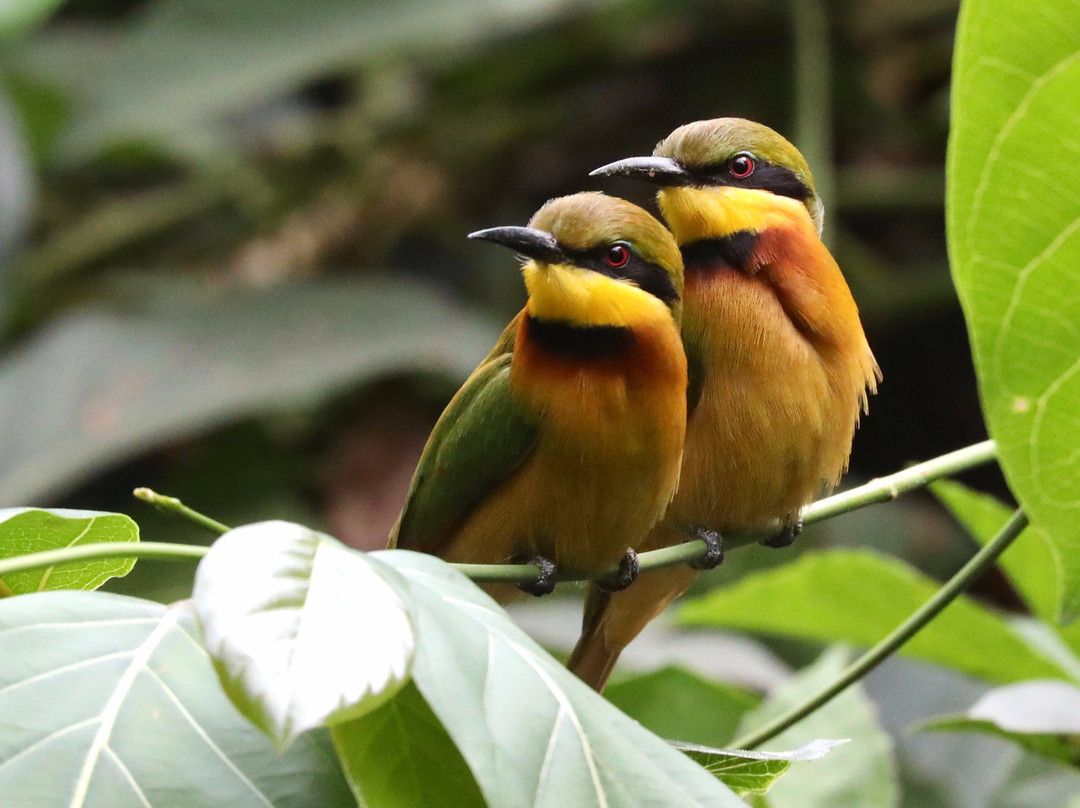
(133, 488, 231, 535)
(0, 541, 208, 580)
(731, 507, 1030, 750)
(0, 440, 1000, 583)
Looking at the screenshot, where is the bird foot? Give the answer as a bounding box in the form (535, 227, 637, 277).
(688, 526, 724, 570)
(596, 549, 640, 592)
(761, 517, 803, 549)
(514, 554, 558, 597)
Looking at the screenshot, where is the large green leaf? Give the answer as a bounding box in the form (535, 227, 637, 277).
(332, 681, 486, 808)
(0, 276, 499, 503)
(374, 549, 747, 808)
(192, 521, 415, 750)
(604, 666, 760, 748)
(923, 680, 1080, 768)
(10, 0, 622, 161)
(679, 550, 1070, 684)
(931, 480, 1059, 621)
(0, 508, 138, 596)
(948, 0, 1080, 622)
(0, 591, 353, 808)
(736, 647, 900, 808)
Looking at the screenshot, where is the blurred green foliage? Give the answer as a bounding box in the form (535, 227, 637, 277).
(2, 0, 1074, 805)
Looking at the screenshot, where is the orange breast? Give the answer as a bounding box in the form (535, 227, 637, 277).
(663, 224, 877, 534)
(441, 311, 687, 588)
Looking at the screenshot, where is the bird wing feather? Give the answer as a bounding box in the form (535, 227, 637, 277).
(389, 351, 538, 554)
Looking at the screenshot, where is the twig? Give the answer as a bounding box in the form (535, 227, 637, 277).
(0, 440, 1001, 583)
(731, 507, 1029, 750)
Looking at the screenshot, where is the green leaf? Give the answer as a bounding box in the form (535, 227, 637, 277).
(604, 665, 760, 748)
(674, 739, 848, 797)
(923, 680, 1080, 767)
(0, 591, 353, 807)
(192, 521, 415, 750)
(0, 0, 65, 39)
(0, 508, 138, 596)
(948, 0, 1080, 622)
(332, 680, 487, 808)
(931, 480, 1060, 621)
(0, 276, 500, 504)
(11, 0, 623, 161)
(372, 549, 747, 808)
(737, 647, 900, 808)
(679, 550, 1070, 684)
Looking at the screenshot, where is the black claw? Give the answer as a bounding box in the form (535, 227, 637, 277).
(515, 554, 557, 597)
(761, 517, 803, 549)
(596, 549, 640, 592)
(688, 527, 724, 570)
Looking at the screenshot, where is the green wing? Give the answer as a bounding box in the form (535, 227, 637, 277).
(389, 352, 539, 554)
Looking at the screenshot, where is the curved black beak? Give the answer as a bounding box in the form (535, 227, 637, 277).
(590, 156, 695, 187)
(468, 226, 565, 264)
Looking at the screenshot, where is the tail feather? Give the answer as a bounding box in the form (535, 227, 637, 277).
(568, 585, 620, 692)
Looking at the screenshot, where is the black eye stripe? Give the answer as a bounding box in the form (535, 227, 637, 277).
(688, 161, 811, 201)
(561, 245, 680, 305)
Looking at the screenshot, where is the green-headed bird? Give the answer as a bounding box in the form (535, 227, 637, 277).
(568, 118, 880, 689)
(389, 192, 688, 602)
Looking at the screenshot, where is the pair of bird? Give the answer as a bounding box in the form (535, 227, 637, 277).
(388, 118, 880, 692)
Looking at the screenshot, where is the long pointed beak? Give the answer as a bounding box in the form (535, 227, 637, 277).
(468, 226, 565, 264)
(590, 156, 695, 187)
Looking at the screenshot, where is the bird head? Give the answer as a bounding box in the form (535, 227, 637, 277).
(469, 192, 683, 328)
(591, 118, 824, 239)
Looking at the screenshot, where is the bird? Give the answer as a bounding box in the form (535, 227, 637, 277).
(388, 192, 688, 604)
(568, 118, 880, 690)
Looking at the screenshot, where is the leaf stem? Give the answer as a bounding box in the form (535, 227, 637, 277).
(133, 488, 231, 535)
(463, 439, 998, 583)
(730, 506, 1029, 750)
(0, 541, 209, 579)
(0, 440, 1001, 583)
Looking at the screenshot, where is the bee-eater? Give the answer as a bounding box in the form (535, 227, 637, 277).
(570, 118, 880, 690)
(389, 192, 688, 602)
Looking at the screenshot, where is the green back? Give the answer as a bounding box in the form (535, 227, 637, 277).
(389, 352, 538, 554)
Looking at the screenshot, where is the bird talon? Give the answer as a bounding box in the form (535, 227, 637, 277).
(761, 517, 803, 549)
(596, 549, 640, 592)
(515, 554, 557, 597)
(688, 526, 724, 569)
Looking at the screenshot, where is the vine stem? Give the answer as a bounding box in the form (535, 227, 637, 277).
(0, 541, 207, 579)
(731, 507, 1030, 750)
(0, 441, 996, 584)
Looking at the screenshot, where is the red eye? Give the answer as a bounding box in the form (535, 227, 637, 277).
(605, 243, 630, 268)
(729, 153, 755, 178)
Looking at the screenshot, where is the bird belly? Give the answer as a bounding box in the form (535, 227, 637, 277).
(666, 271, 861, 532)
(444, 339, 686, 577)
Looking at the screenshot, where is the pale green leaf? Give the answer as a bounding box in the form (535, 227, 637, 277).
(737, 647, 900, 808)
(923, 680, 1080, 767)
(11, 0, 623, 161)
(192, 521, 415, 750)
(0, 508, 138, 596)
(931, 480, 1059, 621)
(0, 276, 499, 504)
(372, 549, 746, 808)
(0, 591, 353, 807)
(947, 0, 1080, 622)
(0, 0, 65, 39)
(679, 550, 1070, 683)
